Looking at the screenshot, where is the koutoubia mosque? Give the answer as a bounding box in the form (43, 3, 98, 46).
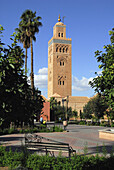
(42, 16, 90, 121)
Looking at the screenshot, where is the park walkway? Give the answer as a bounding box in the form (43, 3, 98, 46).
(0, 125, 114, 155)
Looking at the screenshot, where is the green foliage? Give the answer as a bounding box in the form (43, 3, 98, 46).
(68, 119, 112, 127)
(83, 95, 108, 120)
(0, 146, 114, 169)
(54, 126, 63, 132)
(0, 125, 63, 135)
(50, 97, 74, 121)
(102, 143, 107, 157)
(89, 28, 114, 120)
(79, 121, 86, 125)
(80, 111, 83, 120)
(0, 26, 44, 128)
(111, 122, 114, 127)
(72, 110, 78, 119)
(17, 9, 42, 91)
(83, 142, 88, 155)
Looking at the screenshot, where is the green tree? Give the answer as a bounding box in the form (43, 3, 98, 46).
(73, 110, 78, 120)
(67, 107, 73, 120)
(89, 28, 114, 120)
(0, 26, 44, 128)
(50, 97, 58, 121)
(19, 10, 42, 93)
(80, 110, 83, 120)
(83, 102, 92, 119)
(83, 95, 108, 121)
(49, 97, 73, 121)
(0, 32, 27, 127)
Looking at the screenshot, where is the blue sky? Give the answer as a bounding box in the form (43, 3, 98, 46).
(0, 0, 114, 98)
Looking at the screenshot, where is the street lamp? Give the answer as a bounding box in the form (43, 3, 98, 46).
(62, 98, 65, 120)
(62, 98, 68, 131)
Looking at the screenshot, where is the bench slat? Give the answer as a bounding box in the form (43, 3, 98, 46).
(25, 133, 76, 158)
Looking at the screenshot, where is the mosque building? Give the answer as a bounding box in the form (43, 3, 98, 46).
(42, 16, 90, 121)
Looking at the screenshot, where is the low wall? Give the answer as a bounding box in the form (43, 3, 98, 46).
(99, 129, 114, 141)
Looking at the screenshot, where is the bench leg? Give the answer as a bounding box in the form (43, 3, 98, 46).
(69, 148, 71, 158)
(46, 147, 48, 155)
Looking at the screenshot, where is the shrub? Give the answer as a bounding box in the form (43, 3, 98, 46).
(79, 121, 86, 125)
(0, 125, 63, 135)
(8, 128, 18, 134)
(0, 146, 114, 169)
(54, 126, 63, 132)
(68, 120, 79, 124)
(111, 123, 114, 127)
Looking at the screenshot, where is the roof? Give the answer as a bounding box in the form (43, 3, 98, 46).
(69, 96, 90, 103)
(41, 95, 48, 102)
(55, 22, 64, 26)
(51, 93, 61, 97)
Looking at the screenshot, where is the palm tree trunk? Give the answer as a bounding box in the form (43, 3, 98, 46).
(25, 47, 27, 76)
(30, 37, 34, 94)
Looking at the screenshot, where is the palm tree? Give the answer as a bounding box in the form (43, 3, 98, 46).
(19, 10, 42, 93)
(15, 27, 30, 76)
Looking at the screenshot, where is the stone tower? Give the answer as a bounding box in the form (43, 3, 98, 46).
(48, 15, 72, 98)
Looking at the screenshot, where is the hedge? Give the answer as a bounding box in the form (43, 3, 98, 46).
(0, 146, 114, 170)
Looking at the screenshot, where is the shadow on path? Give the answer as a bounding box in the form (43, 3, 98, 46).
(88, 144, 114, 154)
(0, 136, 23, 142)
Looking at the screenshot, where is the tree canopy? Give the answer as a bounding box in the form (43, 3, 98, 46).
(83, 95, 108, 120)
(89, 28, 114, 120)
(50, 97, 74, 121)
(0, 25, 44, 128)
(18, 9, 42, 92)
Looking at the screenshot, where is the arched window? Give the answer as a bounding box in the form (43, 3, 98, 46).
(61, 33, 63, 37)
(63, 81, 64, 85)
(59, 48, 61, 52)
(66, 48, 68, 53)
(56, 47, 58, 52)
(60, 81, 61, 85)
(63, 48, 65, 53)
(60, 60, 65, 66)
(58, 33, 60, 37)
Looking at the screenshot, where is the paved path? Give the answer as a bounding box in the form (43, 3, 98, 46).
(0, 125, 114, 156)
(39, 125, 114, 155)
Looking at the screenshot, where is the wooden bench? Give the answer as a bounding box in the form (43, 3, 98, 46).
(25, 133, 76, 157)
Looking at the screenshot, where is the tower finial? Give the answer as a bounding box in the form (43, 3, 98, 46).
(58, 14, 61, 22)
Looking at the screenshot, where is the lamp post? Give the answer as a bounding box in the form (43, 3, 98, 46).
(37, 90, 41, 122)
(66, 96, 69, 120)
(62, 98, 65, 118)
(62, 98, 68, 131)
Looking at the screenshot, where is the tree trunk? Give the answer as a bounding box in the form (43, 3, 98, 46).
(30, 37, 34, 95)
(25, 47, 27, 76)
(30, 37, 34, 126)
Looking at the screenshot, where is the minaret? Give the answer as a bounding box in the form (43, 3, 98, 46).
(48, 15, 72, 98)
